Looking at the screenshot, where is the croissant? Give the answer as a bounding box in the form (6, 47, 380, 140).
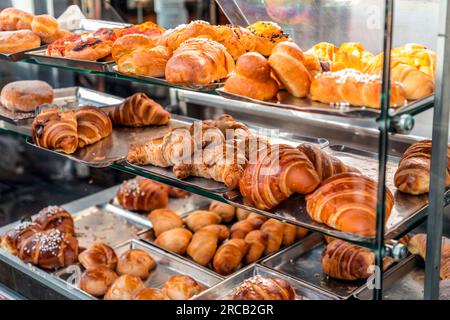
(80, 266, 118, 297)
(213, 239, 248, 275)
(34, 205, 75, 236)
(109, 93, 171, 127)
(166, 20, 217, 51)
(268, 42, 311, 98)
(117, 45, 171, 78)
(239, 144, 321, 210)
(297, 143, 358, 181)
(260, 219, 284, 255)
(75, 106, 112, 148)
(155, 227, 193, 255)
(17, 228, 78, 270)
(78, 242, 118, 270)
(321, 239, 389, 280)
(32, 107, 78, 154)
(104, 275, 145, 300)
(1, 222, 42, 255)
(306, 172, 394, 236)
(213, 25, 257, 60)
(244, 230, 268, 264)
(394, 140, 450, 195)
(232, 275, 295, 300)
(306, 42, 339, 62)
(186, 224, 229, 266)
(116, 177, 169, 212)
(364, 55, 434, 100)
(208, 201, 236, 223)
(162, 275, 204, 300)
(391, 43, 436, 78)
(148, 208, 183, 237)
(116, 249, 156, 280)
(126, 127, 194, 167)
(185, 210, 222, 232)
(165, 37, 234, 85)
(173, 141, 246, 190)
(408, 234, 450, 279)
(310, 69, 407, 109)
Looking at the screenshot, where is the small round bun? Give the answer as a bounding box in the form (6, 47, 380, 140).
(0, 30, 41, 54)
(80, 266, 118, 297)
(1, 80, 53, 112)
(0, 8, 34, 31)
(31, 14, 59, 38)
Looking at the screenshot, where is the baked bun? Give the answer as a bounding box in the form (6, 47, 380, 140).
(80, 266, 118, 297)
(116, 249, 156, 279)
(166, 20, 217, 51)
(78, 242, 118, 270)
(1, 80, 53, 112)
(0, 8, 34, 31)
(268, 42, 311, 98)
(41, 28, 72, 45)
(0, 30, 41, 54)
(213, 25, 257, 60)
(162, 275, 204, 300)
(133, 288, 170, 300)
(111, 34, 158, 61)
(247, 21, 291, 56)
(117, 45, 171, 77)
(104, 275, 145, 300)
(224, 52, 279, 100)
(31, 14, 58, 38)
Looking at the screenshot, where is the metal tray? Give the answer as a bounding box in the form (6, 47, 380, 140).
(0, 86, 123, 125)
(354, 255, 425, 300)
(112, 65, 225, 92)
(194, 263, 337, 300)
(0, 45, 47, 62)
(261, 233, 367, 299)
(216, 88, 434, 120)
(25, 19, 131, 72)
(223, 143, 436, 246)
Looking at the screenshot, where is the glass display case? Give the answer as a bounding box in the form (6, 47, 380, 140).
(0, 0, 448, 300)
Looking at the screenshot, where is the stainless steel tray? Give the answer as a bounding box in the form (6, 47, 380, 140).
(261, 233, 367, 299)
(25, 19, 131, 72)
(112, 65, 225, 92)
(223, 143, 436, 246)
(0, 86, 123, 125)
(0, 45, 47, 62)
(194, 263, 337, 300)
(354, 255, 424, 300)
(216, 88, 434, 119)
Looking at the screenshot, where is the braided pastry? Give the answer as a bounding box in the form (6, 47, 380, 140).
(32, 107, 78, 154)
(109, 93, 171, 127)
(394, 140, 450, 195)
(239, 144, 321, 210)
(34, 205, 75, 236)
(306, 172, 394, 236)
(116, 177, 169, 212)
(232, 275, 295, 300)
(75, 106, 112, 148)
(17, 228, 78, 270)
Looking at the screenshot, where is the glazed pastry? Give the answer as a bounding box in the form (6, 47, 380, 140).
(260, 219, 284, 255)
(268, 42, 311, 98)
(306, 172, 394, 236)
(185, 210, 222, 232)
(75, 106, 112, 148)
(116, 177, 169, 212)
(0, 222, 42, 255)
(244, 230, 268, 264)
(17, 229, 78, 270)
(0, 30, 41, 54)
(155, 228, 193, 255)
(224, 52, 279, 101)
(213, 25, 257, 60)
(168, 186, 190, 198)
(117, 45, 171, 78)
(239, 144, 321, 210)
(78, 242, 118, 270)
(213, 239, 248, 275)
(32, 107, 78, 154)
(408, 234, 450, 279)
(296, 227, 309, 240)
(162, 275, 204, 300)
(208, 201, 236, 223)
(80, 266, 118, 297)
(34, 205, 74, 236)
(394, 140, 450, 195)
(232, 275, 295, 300)
(230, 213, 267, 239)
(186, 224, 229, 266)
(148, 209, 184, 237)
(310, 69, 407, 109)
(0, 8, 34, 31)
(133, 288, 170, 300)
(104, 275, 145, 300)
(116, 249, 156, 280)
(165, 37, 235, 85)
(246, 21, 291, 56)
(126, 127, 194, 167)
(282, 223, 297, 247)
(236, 208, 252, 221)
(109, 93, 171, 127)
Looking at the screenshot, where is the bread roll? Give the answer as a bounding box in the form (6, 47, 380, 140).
(209, 201, 236, 223)
(0, 30, 40, 54)
(1, 80, 53, 112)
(31, 14, 58, 38)
(0, 8, 34, 31)
(162, 275, 204, 300)
(185, 210, 222, 232)
(148, 208, 184, 237)
(104, 275, 145, 300)
(116, 249, 156, 280)
(78, 242, 118, 270)
(154, 228, 193, 255)
(80, 266, 118, 297)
